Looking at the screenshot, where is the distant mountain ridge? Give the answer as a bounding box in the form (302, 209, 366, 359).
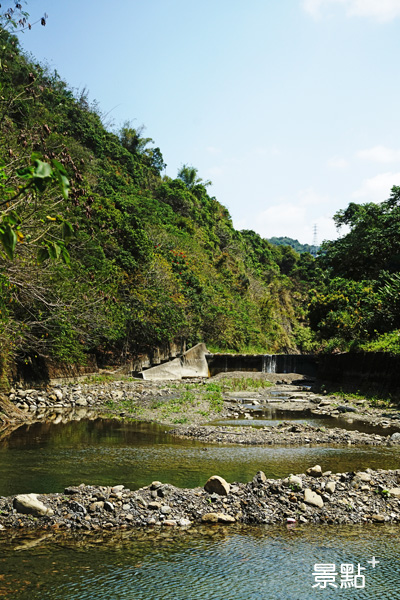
(268, 236, 315, 254)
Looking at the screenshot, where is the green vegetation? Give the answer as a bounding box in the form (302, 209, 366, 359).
(218, 377, 274, 391)
(269, 236, 315, 255)
(0, 24, 312, 387)
(2, 1, 400, 394)
(308, 191, 400, 353)
(327, 388, 393, 408)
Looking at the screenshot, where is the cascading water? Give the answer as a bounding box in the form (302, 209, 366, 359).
(262, 355, 277, 373)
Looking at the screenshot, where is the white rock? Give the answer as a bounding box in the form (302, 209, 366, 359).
(306, 465, 322, 477)
(325, 481, 336, 494)
(288, 474, 303, 489)
(13, 494, 54, 517)
(304, 488, 324, 508)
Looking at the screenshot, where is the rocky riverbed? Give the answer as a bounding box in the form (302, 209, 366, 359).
(2, 467, 400, 531)
(4, 372, 400, 432)
(168, 422, 400, 447)
(2, 372, 400, 533)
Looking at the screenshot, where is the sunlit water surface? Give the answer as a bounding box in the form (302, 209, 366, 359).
(1, 418, 400, 496)
(0, 525, 399, 599)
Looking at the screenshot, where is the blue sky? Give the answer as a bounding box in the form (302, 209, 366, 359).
(9, 0, 400, 245)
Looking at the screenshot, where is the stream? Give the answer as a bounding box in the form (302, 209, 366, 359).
(1, 412, 399, 598)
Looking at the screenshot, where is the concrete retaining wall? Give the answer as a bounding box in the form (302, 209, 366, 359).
(141, 343, 209, 380)
(206, 353, 317, 378)
(316, 352, 400, 398)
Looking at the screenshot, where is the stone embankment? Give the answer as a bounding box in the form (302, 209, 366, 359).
(169, 422, 400, 447)
(7, 380, 167, 412)
(2, 467, 400, 532)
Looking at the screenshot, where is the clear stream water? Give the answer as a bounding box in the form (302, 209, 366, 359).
(1, 416, 400, 599)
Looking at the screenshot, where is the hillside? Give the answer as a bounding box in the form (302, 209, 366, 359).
(268, 236, 315, 255)
(0, 27, 314, 385)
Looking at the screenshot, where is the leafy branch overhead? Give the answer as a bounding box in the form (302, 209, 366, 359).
(0, 156, 72, 262)
(0, 1, 47, 32)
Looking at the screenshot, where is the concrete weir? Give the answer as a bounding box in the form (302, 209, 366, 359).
(140, 343, 209, 380)
(140, 346, 317, 380)
(206, 353, 317, 378)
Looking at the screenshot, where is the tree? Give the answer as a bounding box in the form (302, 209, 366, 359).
(118, 122, 166, 174)
(320, 187, 400, 280)
(177, 164, 211, 190)
(0, 1, 47, 32)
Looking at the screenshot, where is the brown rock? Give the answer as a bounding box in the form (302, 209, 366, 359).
(204, 475, 230, 496)
(202, 512, 219, 523)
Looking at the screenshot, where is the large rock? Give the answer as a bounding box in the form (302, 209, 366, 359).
(201, 512, 219, 523)
(204, 475, 230, 496)
(287, 474, 303, 489)
(304, 488, 324, 508)
(13, 494, 54, 517)
(306, 465, 322, 477)
(325, 481, 336, 494)
(355, 472, 371, 483)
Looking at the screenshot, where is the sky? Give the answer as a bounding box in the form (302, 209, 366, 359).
(7, 0, 400, 245)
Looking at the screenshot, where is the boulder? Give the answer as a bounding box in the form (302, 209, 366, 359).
(325, 481, 336, 495)
(204, 475, 230, 496)
(13, 494, 54, 517)
(306, 465, 322, 477)
(201, 513, 219, 523)
(216, 513, 235, 523)
(304, 489, 324, 508)
(287, 474, 303, 489)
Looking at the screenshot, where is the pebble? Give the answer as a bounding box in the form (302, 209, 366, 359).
(2, 467, 400, 532)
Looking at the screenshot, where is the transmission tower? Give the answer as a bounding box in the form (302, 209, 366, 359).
(312, 224, 318, 257)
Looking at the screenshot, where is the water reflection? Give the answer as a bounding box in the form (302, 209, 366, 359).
(0, 525, 398, 599)
(1, 418, 400, 496)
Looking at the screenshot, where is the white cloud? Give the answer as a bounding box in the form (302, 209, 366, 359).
(352, 171, 400, 201)
(327, 156, 349, 169)
(347, 0, 400, 21)
(302, 0, 400, 22)
(246, 189, 337, 243)
(357, 145, 400, 163)
(298, 187, 330, 206)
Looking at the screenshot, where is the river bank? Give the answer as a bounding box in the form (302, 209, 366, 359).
(1, 467, 400, 531)
(3, 371, 400, 434)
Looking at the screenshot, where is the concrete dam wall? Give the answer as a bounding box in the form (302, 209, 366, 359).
(206, 353, 317, 378)
(316, 352, 400, 397)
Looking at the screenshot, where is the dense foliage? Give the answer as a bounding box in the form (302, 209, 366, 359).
(0, 26, 312, 382)
(309, 188, 400, 353)
(269, 236, 316, 255)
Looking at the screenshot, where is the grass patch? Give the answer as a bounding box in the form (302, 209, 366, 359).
(322, 387, 394, 408)
(172, 417, 189, 424)
(219, 377, 274, 392)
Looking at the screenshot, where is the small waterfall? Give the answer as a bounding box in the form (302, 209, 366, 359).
(262, 355, 276, 373)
